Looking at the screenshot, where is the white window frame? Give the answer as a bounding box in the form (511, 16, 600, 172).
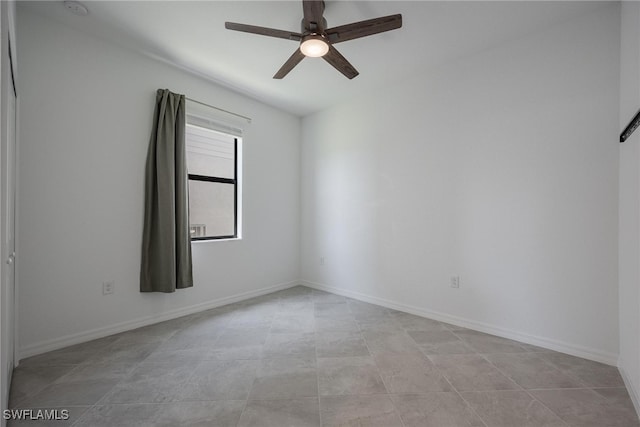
(185, 119, 243, 242)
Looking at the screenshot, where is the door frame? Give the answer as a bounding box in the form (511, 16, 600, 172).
(7, 31, 16, 367)
(0, 0, 17, 420)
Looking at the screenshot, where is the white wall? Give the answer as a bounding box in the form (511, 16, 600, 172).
(618, 0, 640, 411)
(301, 4, 620, 363)
(16, 9, 300, 357)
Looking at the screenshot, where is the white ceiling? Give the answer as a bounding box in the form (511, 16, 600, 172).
(21, 1, 608, 116)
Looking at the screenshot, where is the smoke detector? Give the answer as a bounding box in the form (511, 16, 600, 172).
(63, 1, 88, 16)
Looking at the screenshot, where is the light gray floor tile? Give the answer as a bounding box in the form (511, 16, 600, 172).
(214, 327, 270, 347)
(408, 330, 476, 355)
(139, 347, 208, 365)
(314, 302, 352, 319)
(390, 311, 448, 331)
(485, 352, 584, 389)
(372, 348, 433, 371)
(177, 318, 228, 339)
(227, 306, 276, 329)
(392, 392, 484, 427)
(277, 300, 315, 315)
(8, 365, 77, 408)
(531, 388, 640, 426)
(315, 317, 360, 333)
(318, 356, 387, 396)
(178, 359, 260, 401)
(238, 398, 320, 427)
(7, 406, 89, 427)
(274, 286, 314, 298)
(156, 330, 219, 351)
(108, 320, 181, 345)
(153, 400, 245, 427)
(347, 301, 391, 321)
(271, 313, 316, 333)
(315, 331, 370, 358)
(108, 332, 171, 348)
(102, 362, 196, 404)
(461, 390, 566, 427)
(85, 343, 160, 365)
(357, 318, 405, 333)
(383, 366, 454, 394)
(362, 330, 422, 353)
(74, 403, 162, 427)
(320, 394, 403, 427)
(206, 326, 269, 360)
(429, 354, 520, 391)
(18, 337, 118, 368)
(263, 332, 316, 358)
(207, 344, 263, 361)
(312, 291, 346, 304)
(153, 335, 209, 352)
(373, 350, 452, 393)
(54, 361, 133, 383)
(593, 387, 638, 411)
(454, 330, 529, 353)
(249, 357, 318, 400)
(279, 294, 315, 303)
(16, 378, 119, 407)
(9, 286, 638, 426)
(538, 352, 625, 388)
(197, 306, 239, 321)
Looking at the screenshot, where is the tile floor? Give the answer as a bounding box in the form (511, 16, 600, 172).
(8, 285, 639, 426)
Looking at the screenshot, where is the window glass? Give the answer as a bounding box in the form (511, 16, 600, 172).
(185, 123, 239, 240)
(188, 180, 235, 238)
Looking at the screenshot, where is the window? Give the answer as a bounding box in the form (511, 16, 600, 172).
(185, 123, 241, 240)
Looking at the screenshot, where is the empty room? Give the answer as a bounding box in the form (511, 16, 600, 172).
(1, 0, 639, 426)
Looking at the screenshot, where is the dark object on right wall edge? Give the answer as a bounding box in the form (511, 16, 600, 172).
(620, 109, 640, 143)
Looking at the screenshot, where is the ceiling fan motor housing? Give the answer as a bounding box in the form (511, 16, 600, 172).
(301, 17, 327, 34)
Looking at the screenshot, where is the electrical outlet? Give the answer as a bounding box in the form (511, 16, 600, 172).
(102, 281, 115, 295)
(450, 276, 460, 289)
(320, 257, 325, 266)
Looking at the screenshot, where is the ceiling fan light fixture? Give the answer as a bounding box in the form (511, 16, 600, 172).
(300, 35, 329, 57)
(225, 0, 402, 79)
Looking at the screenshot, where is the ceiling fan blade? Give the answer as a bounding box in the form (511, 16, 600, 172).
(273, 48, 306, 79)
(225, 22, 302, 41)
(303, 0, 325, 32)
(323, 45, 359, 79)
(325, 14, 402, 44)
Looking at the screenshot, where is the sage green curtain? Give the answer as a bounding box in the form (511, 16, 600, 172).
(140, 89, 193, 293)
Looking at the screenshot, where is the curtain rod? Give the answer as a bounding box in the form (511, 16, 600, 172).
(186, 97, 252, 124)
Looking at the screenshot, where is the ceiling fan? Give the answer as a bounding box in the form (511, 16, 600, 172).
(225, 0, 402, 80)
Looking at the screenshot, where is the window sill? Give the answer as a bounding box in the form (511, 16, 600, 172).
(191, 237, 242, 243)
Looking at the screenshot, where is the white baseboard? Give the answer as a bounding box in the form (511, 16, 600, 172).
(21, 278, 620, 368)
(302, 280, 619, 366)
(19, 280, 300, 361)
(619, 363, 640, 419)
